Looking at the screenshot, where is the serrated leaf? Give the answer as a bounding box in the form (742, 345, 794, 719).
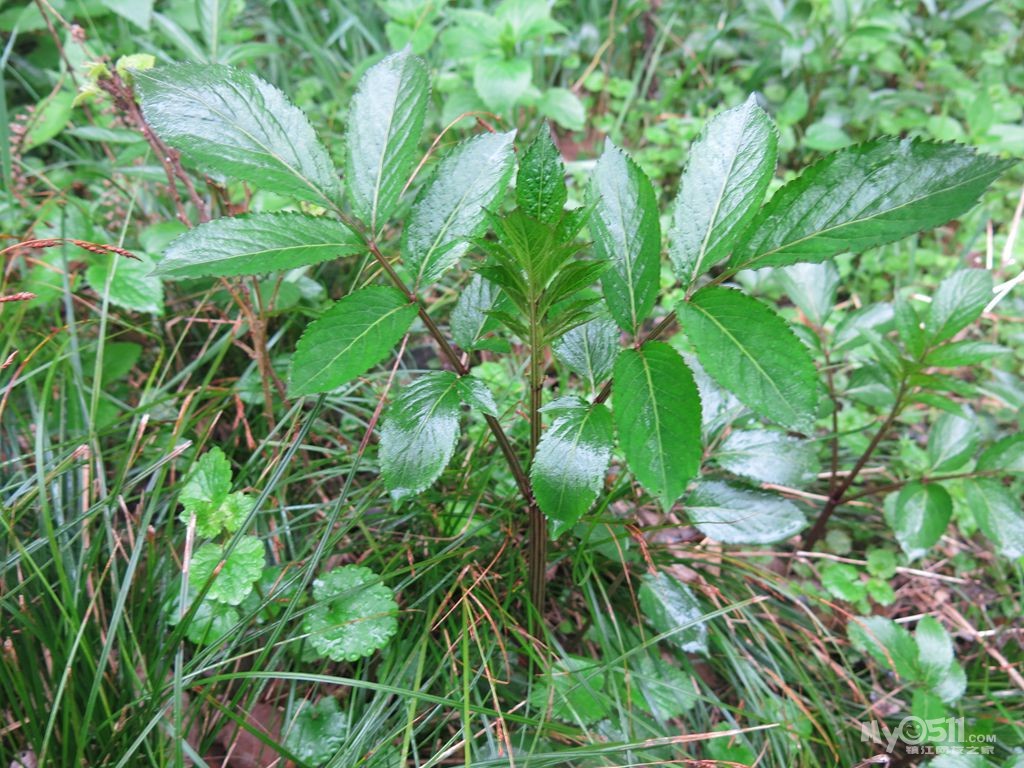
(552, 314, 619, 392)
(714, 429, 819, 486)
(925, 268, 994, 343)
(455, 375, 498, 417)
(685, 480, 807, 544)
(403, 131, 516, 288)
(190, 536, 265, 606)
(451, 275, 503, 350)
(884, 483, 953, 561)
(347, 50, 430, 231)
(516, 128, 567, 223)
(670, 95, 777, 286)
(184, 597, 238, 646)
(135, 64, 341, 207)
(977, 434, 1024, 474)
(678, 286, 819, 432)
(848, 615, 919, 679)
(284, 698, 347, 765)
(158, 213, 363, 279)
(380, 371, 463, 501)
(637, 572, 707, 653)
(530, 396, 613, 538)
(613, 652, 696, 720)
(731, 138, 1015, 270)
(964, 479, 1024, 559)
(85, 252, 164, 314)
(925, 340, 1010, 367)
(288, 286, 416, 396)
(590, 140, 661, 333)
(179, 448, 237, 535)
(612, 342, 702, 511)
(927, 412, 978, 472)
(303, 565, 398, 662)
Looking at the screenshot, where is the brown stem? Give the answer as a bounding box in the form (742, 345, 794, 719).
(803, 382, 909, 550)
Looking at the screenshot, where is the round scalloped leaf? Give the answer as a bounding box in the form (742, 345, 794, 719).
(189, 536, 265, 605)
(303, 566, 398, 662)
(284, 697, 348, 765)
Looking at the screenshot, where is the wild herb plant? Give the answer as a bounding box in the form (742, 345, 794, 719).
(125, 49, 1018, 631)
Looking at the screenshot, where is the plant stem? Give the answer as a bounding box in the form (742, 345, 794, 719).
(803, 382, 909, 550)
(527, 299, 547, 614)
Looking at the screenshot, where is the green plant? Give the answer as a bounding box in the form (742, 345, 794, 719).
(129, 49, 1017, 621)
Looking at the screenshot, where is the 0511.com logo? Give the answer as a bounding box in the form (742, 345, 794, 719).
(861, 717, 997, 756)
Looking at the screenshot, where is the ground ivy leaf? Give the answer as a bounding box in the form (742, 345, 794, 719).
(669, 94, 777, 287)
(590, 140, 661, 334)
(964, 478, 1024, 559)
(158, 213, 363, 279)
(529, 656, 609, 725)
(612, 342, 702, 511)
(730, 138, 1015, 270)
(516, 127, 567, 223)
(552, 314, 619, 392)
(303, 565, 398, 663)
(925, 268, 994, 344)
(678, 286, 819, 432)
(884, 483, 953, 561)
(284, 697, 347, 765)
(380, 371, 463, 501)
(135, 64, 342, 207)
(179, 447, 232, 532)
(403, 131, 516, 289)
(451, 275, 503, 351)
(288, 286, 416, 397)
(685, 480, 807, 544)
(189, 536, 265, 606)
(638, 572, 708, 653)
(530, 396, 614, 538)
(347, 49, 430, 232)
(714, 429, 819, 486)
(185, 598, 239, 646)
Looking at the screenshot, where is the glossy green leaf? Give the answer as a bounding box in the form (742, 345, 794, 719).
(347, 50, 430, 231)
(303, 565, 398, 662)
(715, 429, 819, 486)
(284, 698, 347, 766)
(183, 597, 238, 646)
(288, 286, 416, 397)
(637, 572, 707, 653)
(189, 536, 265, 606)
(135, 64, 341, 207)
(678, 286, 819, 432)
(552, 314, 619, 392)
(455, 375, 499, 417)
(611, 651, 697, 720)
(159, 213, 363, 278)
(380, 371, 463, 501)
(403, 131, 516, 288)
(885, 482, 953, 560)
(964, 479, 1024, 559)
(590, 140, 661, 333)
(848, 616, 919, 679)
(451, 275, 503, 351)
(669, 95, 777, 285)
(731, 139, 1015, 270)
(925, 268, 994, 343)
(927, 412, 978, 472)
(773, 260, 840, 326)
(977, 434, 1024, 474)
(530, 396, 614, 538)
(612, 342, 702, 511)
(685, 480, 807, 544)
(85, 253, 164, 315)
(916, 616, 966, 703)
(516, 128, 567, 223)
